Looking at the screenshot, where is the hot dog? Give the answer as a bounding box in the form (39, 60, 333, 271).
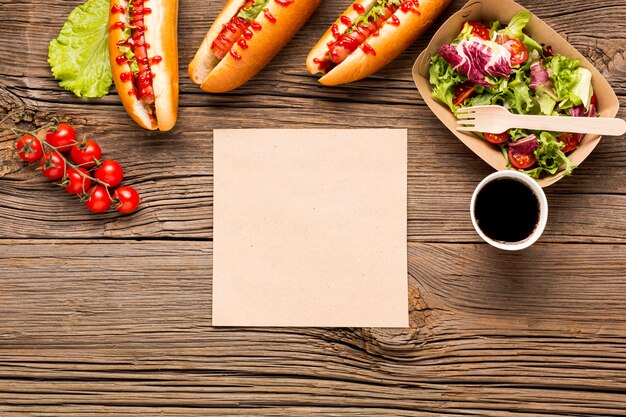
(189, 0, 321, 93)
(108, 0, 179, 131)
(307, 0, 451, 85)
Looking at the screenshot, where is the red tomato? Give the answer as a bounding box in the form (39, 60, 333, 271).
(508, 147, 537, 169)
(113, 186, 141, 213)
(85, 185, 111, 213)
(590, 94, 598, 109)
(453, 82, 476, 107)
(39, 151, 66, 180)
(467, 21, 490, 40)
(63, 167, 92, 195)
(94, 160, 124, 188)
(71, 139, 102, 168)
(558, 132, 581, 153)
(15, 134, 43, 162)
(484, 131, 511, 144)
(46, 123, 76, 152)
(504, 38, 528, 66)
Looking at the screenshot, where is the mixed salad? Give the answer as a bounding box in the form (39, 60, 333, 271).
(429, 11, 597, 178)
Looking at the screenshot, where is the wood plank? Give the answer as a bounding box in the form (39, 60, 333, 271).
(1, 0, 626, 242)
(2, 96, 626, 241)
(1, 240, 626, 415)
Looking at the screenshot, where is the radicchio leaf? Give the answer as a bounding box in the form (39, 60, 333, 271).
(439, 38, 513, 86)
(529, 61, 552, 89)
(509, 134, 538, 155)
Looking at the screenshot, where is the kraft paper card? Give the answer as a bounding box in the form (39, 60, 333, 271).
(213, 129, 408, 327)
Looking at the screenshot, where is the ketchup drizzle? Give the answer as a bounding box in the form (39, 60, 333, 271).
(109, 21, 125, 32)
(250, 21, 262, 31)
(112, 0, 162, 106)
(263, 8, 276, 23)
(275, 0, 294, 5)
(340, 15, 352, 26)
(331, 24, 341, 39)
(389, 15, 400, 25)
(243, 29, 254, 39)
(237, 39, 249, 49)
(230, 49, 242, 60)
(110, 4, 125, 13)
(353, 3, 365, 13)
(400, 0, 420, 14)
(361, 42, 376, 55)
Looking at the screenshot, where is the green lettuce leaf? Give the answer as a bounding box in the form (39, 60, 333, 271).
(429, 54, 465, 111)
(48, 0, 112, 98)
(238, 0, 271, 22)
(499, 11, 542, 54)
(545, 54, 583, 109)
(520, 131, 576, 177)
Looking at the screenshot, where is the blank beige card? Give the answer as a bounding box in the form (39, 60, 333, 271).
(213, 129, 408, 327)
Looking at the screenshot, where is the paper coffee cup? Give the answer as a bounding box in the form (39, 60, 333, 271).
(470, 171, 548, 251)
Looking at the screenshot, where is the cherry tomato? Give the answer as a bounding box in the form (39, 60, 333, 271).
(39, 151, 66, 180)
(504, 38, 528, 66)
(15, 134, 43, 162)
(484, 131, 511, 145)
(508, 147, 537, 169)
(85, 185, 111, 213)
(453, 82, 476, 107)
(558, 132, 581, 153)
(467, 21, 490, 40)
(71, 139, 102, 168)
(94, 160, 124, 188)
(113, 186, 141, 213)
(46, 123, 76, 152)
(63, 167, 92, 195)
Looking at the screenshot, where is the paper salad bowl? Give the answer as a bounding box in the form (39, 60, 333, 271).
(412, 0, 620, 187)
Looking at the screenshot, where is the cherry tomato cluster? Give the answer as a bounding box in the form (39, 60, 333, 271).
(15, 123, 140, 214)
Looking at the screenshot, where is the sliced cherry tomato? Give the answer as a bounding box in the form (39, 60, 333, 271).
(94, 160, 124, 188)
(453, 82, 476, 107)
(46, 123, 76, 152)
(85, 185, 111, 213)
(504, 38, 528, 66)
(558, 132, 581, 153)
(71, 139, 102, 168)
(16, 134, 43, 162)
(63, 167, 92, 195)
(508, 147, 537, 169)
(39, 151, 66, 180)
(113, 186, 141, 213)
(467, 21, 490, 40)
(484, 131, 511, 145)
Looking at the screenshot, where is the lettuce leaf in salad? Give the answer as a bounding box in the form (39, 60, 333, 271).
(544, 55, 594, 110)
(519, 131, 576, 178)
(48, 0, 112, 98)
(238, 0, 271, 22)
(498, 11, 542, 54)
(429, 54, 464, 111)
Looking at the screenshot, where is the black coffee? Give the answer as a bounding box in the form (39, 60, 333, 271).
(474, 178, 539, 243)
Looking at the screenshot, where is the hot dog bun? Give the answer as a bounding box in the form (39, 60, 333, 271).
(307, 0, 451, 86)
(189, 0, 321, 93)
(109, 0, 179, 131)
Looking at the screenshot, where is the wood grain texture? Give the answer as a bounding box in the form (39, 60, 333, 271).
(1, 0, 625, 242)
(1, 0, 626, 415)
(2, 241, 626, 416)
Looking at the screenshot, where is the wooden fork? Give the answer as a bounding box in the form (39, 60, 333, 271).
(456, 105, 626, 136)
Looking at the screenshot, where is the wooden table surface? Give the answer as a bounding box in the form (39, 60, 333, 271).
(2, 0, 626, 415)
